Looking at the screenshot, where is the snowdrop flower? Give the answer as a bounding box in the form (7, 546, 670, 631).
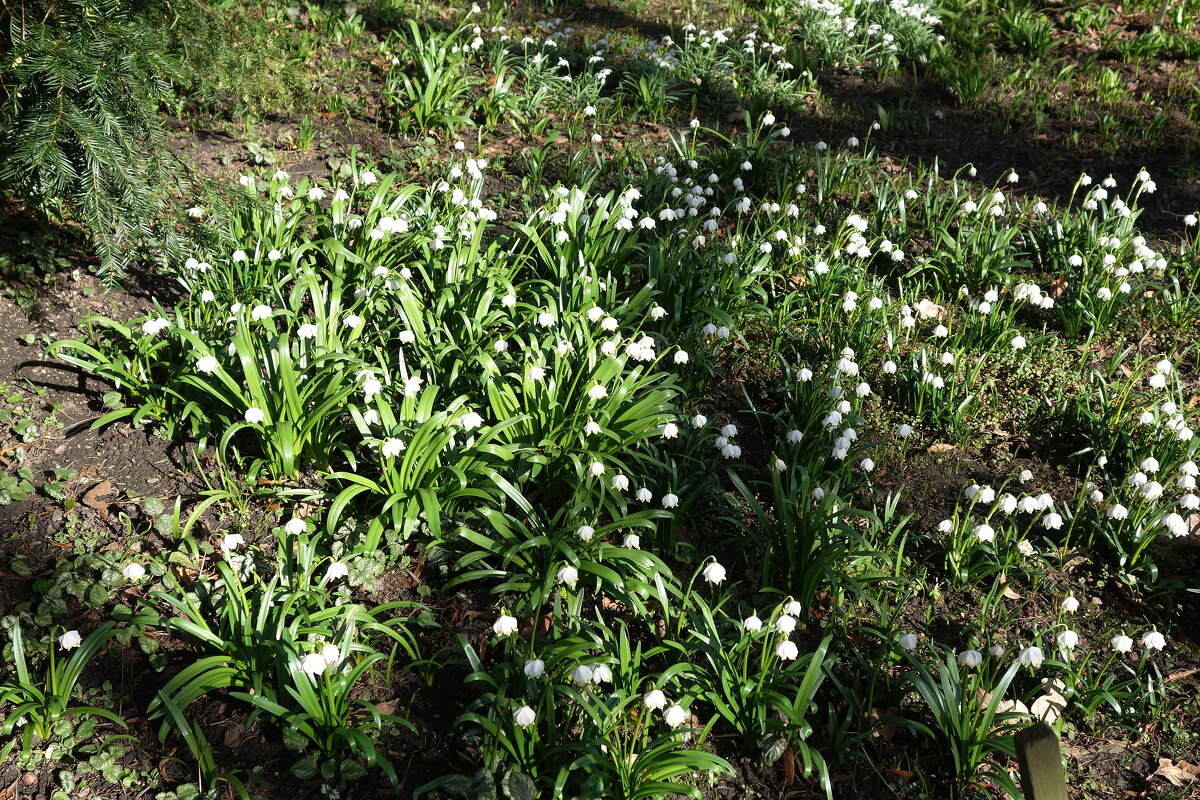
(513, 706, 536, 727)
(221, 533, 245, 552)
(1011, 335, 1027, 350)
(898, 633, 918, 651)
(1061, 595, 1080, 613)
(1018, 646, 1044, 668)
(776, 640, 799, 661)
(957, 650, 983, 667)
(524, 659, 546, 678)
(122, 563, 146, 581)
(611, 474, 629, 492)
(1057, 630, 1079, 650)
(325, 561, 349, 581)
(1107, 504, 1128, 520)
(1042, 513, 1063, 529)
(662, 422, 679, 438)
(577, 524, 595, 541)
(321, 644, 341, 665)
(301, 653, 328, 675)
(702, 561, 727, 584)
(1019, 469, 1034, 483)
(1017, 540, 1035, 556)
(583, 419, 602, 436)
(141, 318, 171, 335)
(973, 524, 995, 543)
(743, 615, 763, 632)
(1112, 635, 1133, 652)
(662, 493, 679, 508)
(989, 645, 1005, 657)
(591, 664, 612, 684)
(196, 355, 219, 374)
(244, 407, 265, 424)
(644, 689, 668, 710)
(493, 614, 519, 636)
(674, 350, 689, 364)
(589, 462, 605, 477)
(897, 424, 913, 438)
(774, 458, 788, 472)
(570, 664, 593, 684)
(636, 487, 653, 503)
(284, 517, 306, 535)
(460, 411, 484, 430)
(937, 519, 954, 534)
(297, 323, 317, 339)
(588, 384, 608, 400)
(1142, 631, 1166, 650)
(775, 615, 796, 634)
(622, 533, 641, 549)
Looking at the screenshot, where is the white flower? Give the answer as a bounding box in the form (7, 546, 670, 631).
(774, 458, 788, 472)
(325, 561, 350, 581)
(989, 645, 1005, 657)
(297, 323, 318, 339)
(663, 703, 689, 727)
(589, 462, 605, 477)
(141, 318, 170, 336)
(776, 640, 799, 661)
(285, 517, 306, 535)
(1061, 595, 1080, 613)
(701, 561, 726, 584)
(1017, 540, 1035, 556)
(583, 419, 602, 436)
(344, 314, 362, 328)
(121, 563, 146, 581)
(577, 525, 595, 541)
(973, 524, 995, 543)
(588, 384, 608, 400)
(674, 350, 689, 364)
(1018, 646, 1044, 667)
(1019, 469, 1034, 483)
(644, 689, 668, 710)
(775, 615, 797, 634)
(1057, 630, 1079, 649)
(662, 493, 679, 508)
(571, 664, 593, 684)
(898, 633, 918, 651)
(221, 533, 245, 552)
(743, 615, 763, 632)
(1110, 634, 1133, 652)
(1107, 503, 1128, 520)
(556, 563, 580, 587)
(196, 355, 219, 374)
(460, 411, 484, 430)
(957, 650, 983, 667)
(1011, 335, 1027, 350)
(524, 659, 546, 678)
(623, 533, 640, 549)
(321, 644, 341, 665)
(301, 653, 328, 675)
(513, 705, 537, 727)
(662, 422, 679, 438)
(493, 614, 519, 636)
(1142, 631, 1166, 650)
(592, 664, 613, 683)
(611, 474, 629, 491)
(1042, 513, 1063, 529)
(244, 407, 265, 424)
(897, 424, 913, 438)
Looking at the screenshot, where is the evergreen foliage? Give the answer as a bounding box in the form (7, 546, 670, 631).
(1, 0, 181, 280)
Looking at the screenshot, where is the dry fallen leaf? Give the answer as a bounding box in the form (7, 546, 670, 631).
(927, 443, 956, 453)
(82, 480, 115, 513)
(1151, 757, 1200, 786)
(914, 298, 945, 320)
(223, 723, 246, 748)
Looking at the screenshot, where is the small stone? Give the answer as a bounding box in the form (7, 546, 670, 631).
(22, 772, 37, 786)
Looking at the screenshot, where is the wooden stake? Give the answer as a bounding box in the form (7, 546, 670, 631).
(1015, 722, 1068, 800)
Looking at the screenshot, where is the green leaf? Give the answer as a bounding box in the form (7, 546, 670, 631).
(761, 735, 788, 765)
(500, 769, 537, 800)
(290, 754, 319, 780)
